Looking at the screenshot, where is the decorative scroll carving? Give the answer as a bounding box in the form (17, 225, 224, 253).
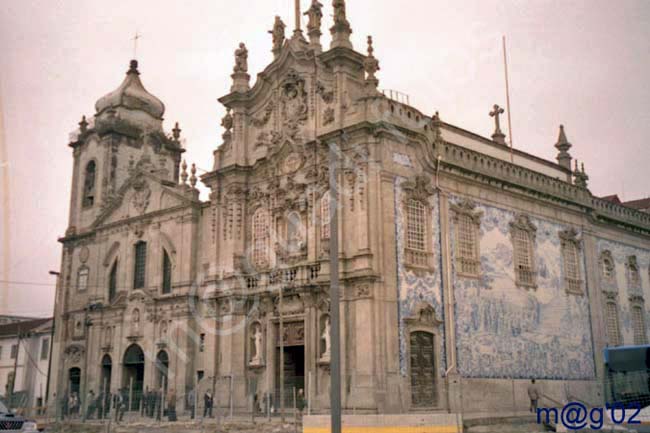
(131, 175, 151, 215)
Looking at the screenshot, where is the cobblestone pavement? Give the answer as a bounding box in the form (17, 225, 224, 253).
(42, 418, 301, 433)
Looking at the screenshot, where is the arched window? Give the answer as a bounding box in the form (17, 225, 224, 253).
(77, 267, 89, 292)
(108, 260, 118, 302)
(133, 241, 147, 289)
(82, 161, 96, 207)
(252, 208, 269, 267)
(600, 251, 615, 281)
(162, 250, 172, 294)
(631, 304, 647, 345)
(406, 199, 426, 252)
(321, 192, 331, 240)
(604, 300, 621, 346)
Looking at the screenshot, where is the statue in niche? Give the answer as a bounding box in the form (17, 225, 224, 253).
(250, 324, 263, 365)
(233, 43, 248, 73)
(286, 212, 305, 255)
(320, 316, 331, 361)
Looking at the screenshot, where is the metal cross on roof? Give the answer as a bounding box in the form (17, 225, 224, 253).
(132, 31, 142, 59)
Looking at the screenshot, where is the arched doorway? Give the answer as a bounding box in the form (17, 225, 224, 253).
(100, 355, 112, 394)
(155, 350, 169, 390)
(409, 331, 436, 407)
(122, 344, 145, 411)
(68, 367, 81, 397)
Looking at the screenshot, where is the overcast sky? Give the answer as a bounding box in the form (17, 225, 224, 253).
(1, 0, 649, 317)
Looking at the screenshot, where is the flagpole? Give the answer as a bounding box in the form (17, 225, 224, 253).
(503, 35, 514, 163)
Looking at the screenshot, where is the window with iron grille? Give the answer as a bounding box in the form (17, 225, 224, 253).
(406, 199, 426, 252)
(456, 213, 480, 277)
(561, 235, 582, 294)
(108, 260, 118, 302)
(133, 241, 147, 289)
(631, 305, 647, 345)
(10, 344, 18, 359)
(77, 267, 89, 292)
(162, 250, 172, 294)
(40, 338, 49, 360)
(321, 192, 331, 240)
(252, 208, 269, 267)
(513, 228, 535, 286)
(605, 301, 621, 346)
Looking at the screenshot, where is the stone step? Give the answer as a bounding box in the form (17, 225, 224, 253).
(465, 422, 550, 433)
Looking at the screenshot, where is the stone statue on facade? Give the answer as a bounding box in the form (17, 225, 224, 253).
(332, 0, 350, 27)
(233, 43, 248, 73)
(320, 316, 331, 361)
(221, 108, 233, 133)
(269, 16, 286, 57)
(305, 0, 323, 33)
(251, 324, 263, 365)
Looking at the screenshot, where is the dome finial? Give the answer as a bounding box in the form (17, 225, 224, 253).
(128, 59, 139, 75)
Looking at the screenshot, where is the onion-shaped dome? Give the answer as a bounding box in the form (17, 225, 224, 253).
(95, 60, 165, 120)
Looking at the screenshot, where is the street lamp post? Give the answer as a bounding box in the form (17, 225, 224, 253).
(328, 141, 342, 433)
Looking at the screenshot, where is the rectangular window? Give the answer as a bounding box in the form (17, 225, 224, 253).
(162, 251, 172, 294)
(406, 200, 426, 252)
(0, 346, 3, 360)
(199, 334, 205, 352)
(632, 305, 647, 345)
(563, 242, 582, 293)
(10, 344, 18, 359)
(40, 338, 50, 360)
(513, 229, 535, 287)
(77, 268, 89, 292)
(133, 241, 147, 289)
(456, 214, 479, 277)
(108, 261, 118, 302)
(605, 302, 621, 346)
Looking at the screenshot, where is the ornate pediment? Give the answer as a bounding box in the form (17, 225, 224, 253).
(402, 174, 435, 202)
(93, 170, 196, 229)
(64, 344, 85, 364)
(404, 302, 443, 328)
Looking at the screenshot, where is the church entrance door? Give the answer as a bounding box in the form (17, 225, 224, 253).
(410, 331, 436, 407)
(122, 344, 145, 411)
(275, 321, 305, 410)
(101, 355, 112, 393)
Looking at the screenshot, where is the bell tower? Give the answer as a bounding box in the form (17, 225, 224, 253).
(66, 60, 184, 235)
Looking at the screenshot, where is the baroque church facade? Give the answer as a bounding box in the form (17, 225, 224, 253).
(49, 0, 650, 414)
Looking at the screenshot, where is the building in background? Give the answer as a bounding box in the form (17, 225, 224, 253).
(47, 0, 650, 415)
(0, 318, 52, 413)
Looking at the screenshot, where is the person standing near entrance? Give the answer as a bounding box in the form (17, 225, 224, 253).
(166, 388, 177, 422)
(528, 379, 540, 413)
(187, 388, 196, 420)
(203, 390, 213, 418)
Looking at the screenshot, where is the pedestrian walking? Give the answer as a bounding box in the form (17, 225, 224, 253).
(528, 379, 540, 413)
(85, 390, 96, 420)
(187, 388, 196, 420)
